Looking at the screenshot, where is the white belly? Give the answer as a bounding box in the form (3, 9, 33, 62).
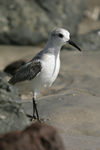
(15, 54, 60, 97)
(30, 53, 60, 95)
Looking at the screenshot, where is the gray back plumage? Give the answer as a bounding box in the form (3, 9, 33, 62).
(9, 59, 42, 85)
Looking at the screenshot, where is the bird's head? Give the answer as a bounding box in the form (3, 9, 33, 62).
(50, 28, 81, 51)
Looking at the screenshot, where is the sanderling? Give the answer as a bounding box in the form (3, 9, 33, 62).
(9, 28, 81, 121)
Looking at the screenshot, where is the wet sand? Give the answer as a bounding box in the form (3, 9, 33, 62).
(0, 46, 100, 150)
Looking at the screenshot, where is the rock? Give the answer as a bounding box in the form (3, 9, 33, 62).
(0, 122, 65, 150)
(0, 71, 7, 78)
(0, 71, 29, 134)
(0, 0, 86, 45)
(3, 59, 27, 75)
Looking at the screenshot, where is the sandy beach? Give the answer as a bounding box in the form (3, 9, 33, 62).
(0, 45, 100, 150)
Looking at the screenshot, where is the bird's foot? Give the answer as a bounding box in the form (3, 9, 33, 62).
(33, 115, 37, 119)
(27, 114, 42, 122)
(30, 115, 41, 122)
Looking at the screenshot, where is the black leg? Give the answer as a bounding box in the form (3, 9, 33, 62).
(33, 99, 37, 119)
(30, 97, 40, 122)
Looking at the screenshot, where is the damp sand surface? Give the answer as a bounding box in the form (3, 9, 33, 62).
(0, 46, 100, 150)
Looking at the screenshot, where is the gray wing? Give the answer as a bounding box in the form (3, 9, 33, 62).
(9, 59, 42, 85)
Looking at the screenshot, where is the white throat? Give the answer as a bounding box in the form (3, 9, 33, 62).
(43, 39, 62, 57)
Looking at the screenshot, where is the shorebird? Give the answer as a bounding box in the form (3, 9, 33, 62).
(9, 28, 81, 122)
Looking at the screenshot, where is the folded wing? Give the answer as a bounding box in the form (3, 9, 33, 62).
(9, 59, 42, 85)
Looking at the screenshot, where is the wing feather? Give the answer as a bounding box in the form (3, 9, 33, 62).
(9, 59, 42, 85)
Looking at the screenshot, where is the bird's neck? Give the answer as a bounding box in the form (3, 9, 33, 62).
(43, 39, 61, 57)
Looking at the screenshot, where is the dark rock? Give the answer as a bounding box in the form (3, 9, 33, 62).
(0, 0, 86, 45)
(0, 71, 7, 78)
(0, 71, 29, 134)
(0, 122, 65, 150)
(3, 59, 27, 75)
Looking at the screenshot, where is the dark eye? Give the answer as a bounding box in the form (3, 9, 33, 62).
(58, 33, 63, 38)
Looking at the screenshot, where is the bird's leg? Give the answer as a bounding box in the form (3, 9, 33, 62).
(31, 97, 37, 119)
(33, 98, 40, 122)
(33, 99, 37, 119)
(30, 97, 40, 122)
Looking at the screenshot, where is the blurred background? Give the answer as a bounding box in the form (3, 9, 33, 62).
(0, 0, 99, 46)
(0, 0, 100, 72)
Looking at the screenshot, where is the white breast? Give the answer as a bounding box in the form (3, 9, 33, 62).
(41, 53, 60, 86)
(30, 53, 60, 95)
(15, 53, 60, 97)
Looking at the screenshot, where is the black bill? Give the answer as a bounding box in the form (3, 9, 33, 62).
(68, 39, 81, 51)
